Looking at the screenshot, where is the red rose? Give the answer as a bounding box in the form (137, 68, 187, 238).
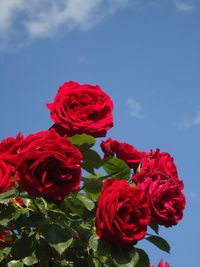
(0, 159, 14, 194)
(16, 129, 82, 200)
(0, 133, 24, 166)
(151, 259, 170, 267)
(133, 150, 186, 227)
(47, 81, 114, 137)
(101, 138, 146, 170)
(148, 179, 185, 227)
(95, 178, 150, 245)
(133, 150, 184, 189)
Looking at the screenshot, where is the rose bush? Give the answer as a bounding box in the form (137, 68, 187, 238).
(0, 81, 186, 267)
(47, 81, 114, 137)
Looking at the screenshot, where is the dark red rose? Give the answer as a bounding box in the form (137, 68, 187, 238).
(0, 159, 14, 194)
(47, 81, 114, 137)
(151, 259, 170, 267)
(0, 133, 24, 166)
(133, 150, 184, 190)
(133, 150, 186, 227)
(147, 178, 185, 227)
(101, 138, 146, 170)
(95, 178, 150, 245)
(16, 129, 82, 200)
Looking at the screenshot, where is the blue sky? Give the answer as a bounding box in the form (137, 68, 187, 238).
(0, 0, 200, 266)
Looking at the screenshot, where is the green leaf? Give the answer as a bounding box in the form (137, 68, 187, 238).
(81, 149, 102, 174)
(145, 235, 170, 253)
(84, 172, 105, 179)
(65, 197, 85, 216)
(0, 247, 12, 263)
(35, 238, 51, 267)
(76, 194, 95, 211)
(0, 205, 17, 224)
(89, 235, 110, 256)
(11, 237, 34, 260)
(149, 221, 159, 234)
(134, 248, 150, 267)
(84, 179, 103, 200)
(26, 213, 47, 228)
(22, 253, 38, 266)
(51, 239, 73, 255)
(89, 235, 99, 252)
(7, 261, 24, 267)
(103, 157, 130, 180)
(111, 246, 137, 267)
(42, 224, 73, 255)
(68, 134, 95, 150)
(111, 246, 149, 267)
(0, 188, 18, 201)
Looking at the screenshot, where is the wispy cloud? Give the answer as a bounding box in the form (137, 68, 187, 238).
(0, 0, 131, 49)
(127, 98, 144, 119)
(175, 0, 195, 12)
(0, 0, 197, 50)
(178, 110, 200, 129)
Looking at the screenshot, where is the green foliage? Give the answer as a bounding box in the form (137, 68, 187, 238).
(81, 149, 102, 174)
(0, 134, 172, 266)
(103, 157, 130, 180)
(145, 235, 171, 253)
(68, 134, 96, 150)
(149, 221, 159, 235)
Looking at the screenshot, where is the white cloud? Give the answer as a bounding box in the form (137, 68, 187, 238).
(175, 0, 195, 12)
(0, 0, 197, 49)
(178, 110, 200, 129)
(0, 0, 131, 49)
(25, 0, 104, 39)
(127, 98, 144, 119)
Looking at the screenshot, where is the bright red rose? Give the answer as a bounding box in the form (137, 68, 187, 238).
(16, 129, 82, 200)
(133, 150, 184, 189)
(147, 178, 185, 227)
(101, 138, 146, 170)
(133, 150, 186, 227)
(151, 259, 170, 267)
(0, 159, 14, 194)
(47, 81, 114, 137)
(0, 133, 23, 166)
(95, 179, 150, 245)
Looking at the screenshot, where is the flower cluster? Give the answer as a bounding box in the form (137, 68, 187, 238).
(101, 138, 186, 228)
(0, 81, 186, 266)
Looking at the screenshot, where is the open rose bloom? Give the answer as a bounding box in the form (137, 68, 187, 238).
(95, 178, 151, 245)
(0, 81, 186, 266)
(47, 81, 114, 137)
